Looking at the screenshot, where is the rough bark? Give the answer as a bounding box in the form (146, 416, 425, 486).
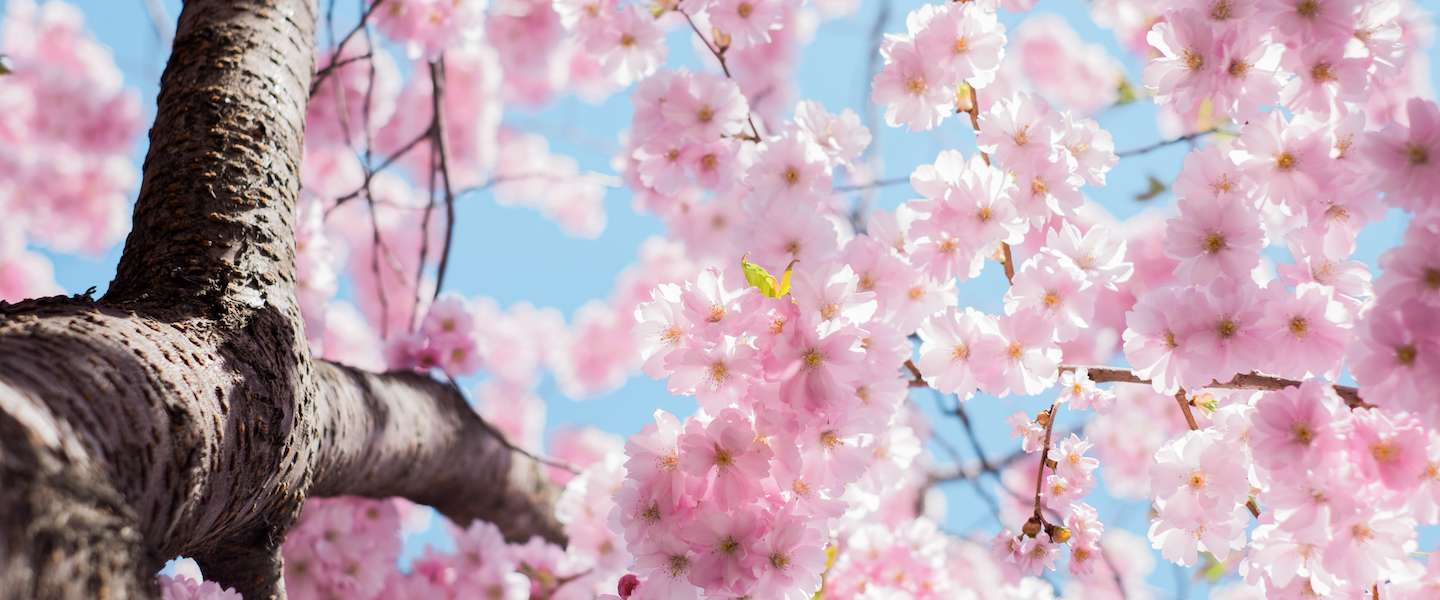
(0, 1, 562, 599)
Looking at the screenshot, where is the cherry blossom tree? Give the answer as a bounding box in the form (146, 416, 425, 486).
(1, 0, 1439, 599)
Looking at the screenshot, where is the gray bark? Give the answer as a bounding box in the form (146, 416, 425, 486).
(0, 1, 562, 598)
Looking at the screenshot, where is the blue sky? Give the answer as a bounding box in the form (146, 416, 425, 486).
(12, 0, 1440, 595)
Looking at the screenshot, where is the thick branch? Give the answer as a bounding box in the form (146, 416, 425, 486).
(107, 0, 315, 324)
(310, 362, 564, 543)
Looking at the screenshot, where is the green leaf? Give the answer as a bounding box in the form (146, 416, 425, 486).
(1135, 175, 1167, 202)
(777, 259, 798, 297)
(741, 255, 779, 298)
(741, 256, 798, 299)
(1199, 552, 1227, 583)
(1115, 78, 1138, 106)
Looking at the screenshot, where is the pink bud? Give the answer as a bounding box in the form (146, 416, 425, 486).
(617, 573, 640, 599)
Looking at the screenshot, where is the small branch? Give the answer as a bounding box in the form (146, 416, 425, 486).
(310, 0, 386, 95)
(323, 130, 431, 216)
(1061, 365, 1367, 408)
(903, 359, 925, 387)
(951, 401, 997, 475)
(1000, 241, 1016, 285)
(1116, 127, 1220, 158)
(1031, 402, 1060, 525)
(428, 60, 458, 301)
(141, 0, 172, 46)
(1174, 390, 1199, 431)
(835, 176, 909, 193)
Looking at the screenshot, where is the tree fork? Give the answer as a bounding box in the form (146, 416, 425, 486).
(0, 1, 562, 598)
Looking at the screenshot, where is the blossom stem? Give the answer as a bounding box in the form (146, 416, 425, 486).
(962, 82, 1017, 285)
(1173, 390, 1199, 430)
(1060, 365, 1366, 408)
(1032, 401, 1061, 523)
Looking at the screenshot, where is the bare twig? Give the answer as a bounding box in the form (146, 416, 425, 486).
(310, 0, 387, 95)
(428, 60, 458, 302)
(1116, 127, 1220, 158)
(836, 176, 909, 193)
(1174, 390, 1200, 431)
(446, 376, 579, 475)
(1061, 365, 1367, 408)
(1031, 402, 1060, 525)
(141, 0, 172, 46)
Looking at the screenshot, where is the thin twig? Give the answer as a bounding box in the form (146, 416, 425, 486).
(141, 0, 172, 46)
(1116, 127, 1220, 158)
(445, 376, 580, 475)
(677, 9, 763, 141)
(1174, 390, 1199, 431)
(835, 176, 909, 193)
(428, 60, 458, 302)
(310, 0, 387, 95)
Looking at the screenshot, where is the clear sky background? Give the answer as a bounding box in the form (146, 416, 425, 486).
(10, 0, 1440, 596)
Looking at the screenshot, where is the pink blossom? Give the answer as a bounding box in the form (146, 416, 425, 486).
(1057, 368, 1115, 411)
(678, 409, 773, 508)
(1005, 252, 1096, 342)
(661, 72, 749, 142)
(1149, 492, 1249, 566)
(750, 510, 826, 599)
(708, 0, 784, 49)
(793, 101, 870, 167)
(911, 2, 1007, 88)
(1377, 223, 1440, 308)
(1165, 193, 1265, 283)
(746, 133, 832, 204)
(1350, 407, 1428, 491)
(1237, 111, 1332, 215)
(682, 509, 761, 594)
(1261, 0, 1358, 45)
(1250, 381, 1349, 472)
(787, 262, 876, 329)
(1123, 286, 1201, 394)
(916, 307, 1002, 400)
(1362, 98, 1440, 216)
(1143, 11, 1220, 115)
(1152, 429, 1252, 510)
(984, 309, 1061, 397)
(872, 37, 952, 131)
(1258, 283, 1352, 379)
(1015, 15, 1125, 115)
(1182, 280, 1269, 388)
(1012, 532, 1060, 576)
(1350, 299, 1440, 416)
(772, 318, 867, 413)
(373, 0, 487, 59)
(1279, 40, 1368, 119)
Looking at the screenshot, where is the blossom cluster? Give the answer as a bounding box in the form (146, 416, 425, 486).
(30, 0, 1422, 595)
(0, 0, 142, 301)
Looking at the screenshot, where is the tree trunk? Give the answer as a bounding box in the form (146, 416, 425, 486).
(0, 2, 562, 599)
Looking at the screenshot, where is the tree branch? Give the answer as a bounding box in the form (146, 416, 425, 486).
(0, 1, 565, 598)
(310, 362, 563, 543)
(1061, 365, 1367, 408)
